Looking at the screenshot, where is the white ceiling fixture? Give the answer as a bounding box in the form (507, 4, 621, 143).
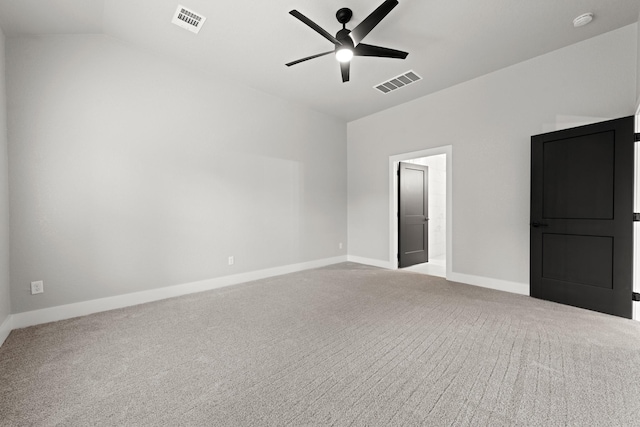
(171, 4, 206, 34)
(573, 13, 594, 28)
(374, 71, 422, 94)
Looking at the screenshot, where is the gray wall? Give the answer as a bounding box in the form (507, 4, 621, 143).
(348, 24, 637, 288)
(7, 34, 347, 314)
(0, 26, 10, 325)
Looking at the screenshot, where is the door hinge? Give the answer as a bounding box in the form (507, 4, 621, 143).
(634, 213, 640, 222)
(633, 292, 640, 302)
(635, 133, 640, 142)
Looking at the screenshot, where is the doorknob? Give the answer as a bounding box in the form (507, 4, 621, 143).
(531, 221, 549, 228)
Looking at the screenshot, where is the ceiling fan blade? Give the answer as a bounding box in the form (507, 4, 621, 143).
(354, 43, 408, 59)
(290, 10, 342, 46)
(340, 61, 350, 83)
(286, 51, 334, 67)
(349, 0, 399, 46)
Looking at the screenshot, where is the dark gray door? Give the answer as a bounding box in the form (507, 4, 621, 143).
(530, 116, 634, 318)
(399, 162, 429, 268)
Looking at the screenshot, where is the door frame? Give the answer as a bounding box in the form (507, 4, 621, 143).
(389, 145, 453, 276)
(634, 106, 640, 321)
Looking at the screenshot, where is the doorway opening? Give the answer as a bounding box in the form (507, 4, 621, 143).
(389, 146, 452, 279)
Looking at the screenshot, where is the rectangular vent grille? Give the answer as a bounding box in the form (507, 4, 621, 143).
(172, 5, 206, 34)
(374, 71, 422, 94)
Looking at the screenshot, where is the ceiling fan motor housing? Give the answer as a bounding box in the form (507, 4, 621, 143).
(336, 28, 354, 47)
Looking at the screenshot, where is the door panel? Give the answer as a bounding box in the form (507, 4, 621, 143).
(399, 162, 429, 268)
(543, 131, 614, 219)
(404, 224, 425, 253)
(541, 234, 613, 289)
(530, 116, 634, 318)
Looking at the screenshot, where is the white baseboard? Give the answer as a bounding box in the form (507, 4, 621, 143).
(346, 256, 528, 296)
(448, 272, 529, 296)
(0, 315, 12, 347)
(11, 256, 348, 330)
(347, 255, 395, 269)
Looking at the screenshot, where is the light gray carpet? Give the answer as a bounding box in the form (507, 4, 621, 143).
(2, 263, 640, 426)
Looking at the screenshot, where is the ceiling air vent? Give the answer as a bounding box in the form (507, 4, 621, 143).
(374, 70, 422, 94)
(172, 5, 206, 34)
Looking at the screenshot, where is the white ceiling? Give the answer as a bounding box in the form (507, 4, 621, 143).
(0, 0, 638, 121)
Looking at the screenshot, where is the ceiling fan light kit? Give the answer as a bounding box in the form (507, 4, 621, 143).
(336, 46, 354, 63)
(286, 0, 408, 83)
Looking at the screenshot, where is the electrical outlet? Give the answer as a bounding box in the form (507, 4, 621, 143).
(31, 281, 44, 295)
(228, 256, 234, 266)
(339, 242, 343, 249)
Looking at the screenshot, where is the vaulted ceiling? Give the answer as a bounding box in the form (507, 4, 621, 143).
(0, 0, 638, 121)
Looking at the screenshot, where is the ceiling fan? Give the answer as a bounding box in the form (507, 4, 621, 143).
(286, 0, 408, 83)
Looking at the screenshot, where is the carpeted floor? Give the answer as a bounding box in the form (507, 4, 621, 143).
(2, 262, 640, 426)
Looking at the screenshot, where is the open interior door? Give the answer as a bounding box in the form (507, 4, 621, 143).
(530, 116, 635, 318)
(399, 162, 429, 268)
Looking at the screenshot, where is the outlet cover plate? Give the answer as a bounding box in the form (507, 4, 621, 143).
(31, 281, 44, 295)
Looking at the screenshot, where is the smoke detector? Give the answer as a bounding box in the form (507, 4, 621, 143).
(573, 13, 593, 28)
(172, 5, 207, 34)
